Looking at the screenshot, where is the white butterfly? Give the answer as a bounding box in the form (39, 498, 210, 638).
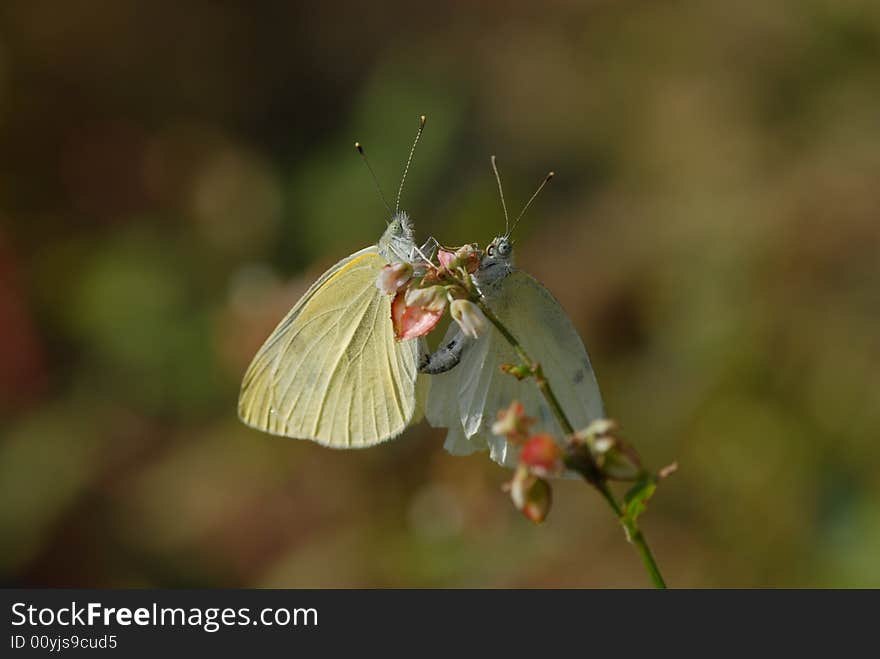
(423, 160, 604, 466)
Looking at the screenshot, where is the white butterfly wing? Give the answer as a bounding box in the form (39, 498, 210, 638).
(426, 327, 491, 457)
(496, 270, 605, 422)
(427, 269, 604, 467)
(238, 247, 424, 448)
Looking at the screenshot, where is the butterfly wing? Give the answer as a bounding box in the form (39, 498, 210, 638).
(427, 269, 604, 467)
(425, 326, 492, 457)
(238, 247, 423, 448)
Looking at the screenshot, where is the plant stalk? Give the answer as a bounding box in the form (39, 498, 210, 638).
(474, 296, 668, 589)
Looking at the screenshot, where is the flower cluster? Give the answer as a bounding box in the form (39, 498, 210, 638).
(492, 400, 654, 524)
(493, 401, 563, 523)
(376, 243, 487, 341)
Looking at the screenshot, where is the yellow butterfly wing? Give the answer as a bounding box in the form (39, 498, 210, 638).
(238, 247, 423, 447)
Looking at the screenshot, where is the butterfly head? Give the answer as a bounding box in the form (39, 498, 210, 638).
(380, 211, 416, 263)
(488, 235, 513, 260)
(476, 235, 514, 287)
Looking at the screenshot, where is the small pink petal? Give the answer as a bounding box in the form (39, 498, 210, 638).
(520, 433, 563, 476)
(391, 290, 408, 336)
(437, 249, 456, 268)
(376, 262, 413, 295)
(398, 306, 443, 340)
(391, 290, 444, 340)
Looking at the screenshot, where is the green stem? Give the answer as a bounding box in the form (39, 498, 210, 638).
(474, 296, 668, 589)
(625, 524, 667, 589)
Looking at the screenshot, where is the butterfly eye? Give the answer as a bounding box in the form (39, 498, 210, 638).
(487, 245, 495, 256)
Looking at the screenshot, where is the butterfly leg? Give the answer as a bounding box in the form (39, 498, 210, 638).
(411, 235, 439, 262)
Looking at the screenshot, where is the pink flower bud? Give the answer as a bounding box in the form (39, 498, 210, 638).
(448, 243, 481, 273)
(508, 466, 552, 524)
(404, 285, 448, 313)
(599, 440, 642, 481)
(438, 244, 480, 273)
(437, 249, 456, 269)
(450, 299, 487, 339)
(522, 478, 552, 523)
(375, 262, 413, 295)
(573, 418, 643, 481)
(491, 400, 535, 443)
(520, 433, 563, 476)
(457, 244, 481, 273)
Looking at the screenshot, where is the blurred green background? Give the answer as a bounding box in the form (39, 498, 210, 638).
(2, 1, 879, 588)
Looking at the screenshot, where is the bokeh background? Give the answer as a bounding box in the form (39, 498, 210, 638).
(2, 1, 879, 588)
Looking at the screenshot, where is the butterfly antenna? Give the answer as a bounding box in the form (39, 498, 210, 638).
(395, 115, 427, 214)
(491, 155, 511, 236)
(509, 170, 555, 237)
(355, 142, 392, 216)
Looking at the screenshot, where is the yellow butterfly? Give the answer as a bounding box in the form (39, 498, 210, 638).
(238, 118, 431, 448)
